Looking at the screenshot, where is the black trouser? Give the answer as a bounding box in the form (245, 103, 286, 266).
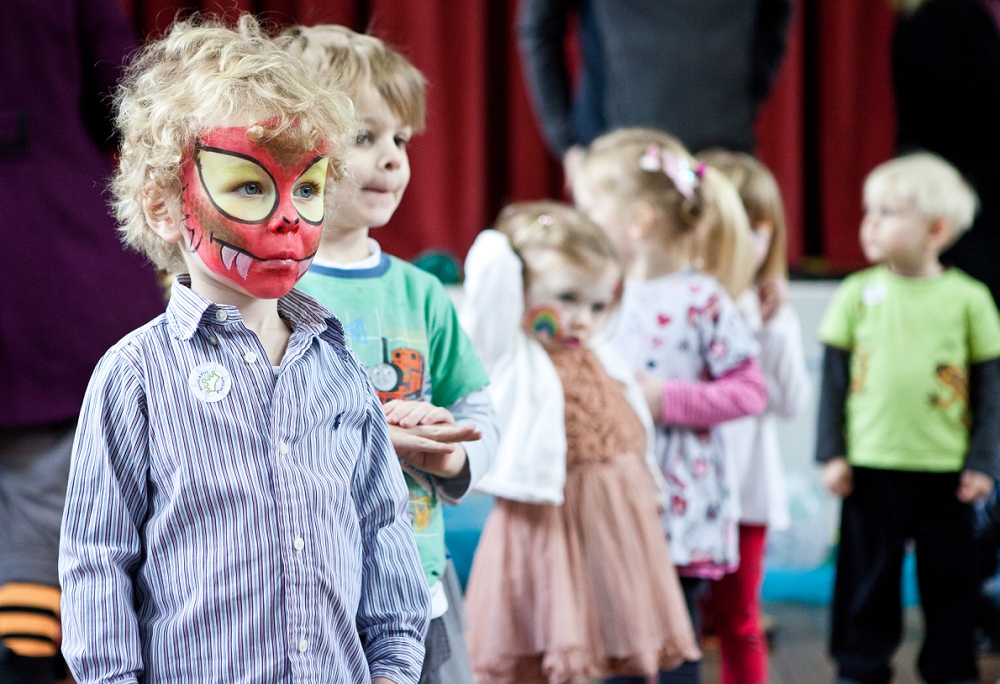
(606, 576, 706, 684)
(831, 467, 979, 684)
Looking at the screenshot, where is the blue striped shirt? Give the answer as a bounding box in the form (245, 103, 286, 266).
(59, 277, 429, 684)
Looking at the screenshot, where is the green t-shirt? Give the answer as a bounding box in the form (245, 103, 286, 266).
(297, 252, 489, 588)
(819, 266, 1000, 472)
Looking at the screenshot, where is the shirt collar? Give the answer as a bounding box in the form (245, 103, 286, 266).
(166, 274, 345, 346)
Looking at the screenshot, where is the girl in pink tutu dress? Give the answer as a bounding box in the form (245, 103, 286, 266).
(460, 201, 700, 684)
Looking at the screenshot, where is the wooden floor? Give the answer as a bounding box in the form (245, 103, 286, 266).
(698, 602, 1000, 684)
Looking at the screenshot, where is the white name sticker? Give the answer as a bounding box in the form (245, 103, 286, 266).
(188, 362, 233, 403)
(862, 282, 887, 306)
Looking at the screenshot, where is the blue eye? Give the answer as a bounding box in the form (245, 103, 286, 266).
(294, 184, 318, 200)
(236, 182, 261, 196)
(394, 135, 410, 148)
(355, 132, 371, 146)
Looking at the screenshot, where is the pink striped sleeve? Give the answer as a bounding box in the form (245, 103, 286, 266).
(661, 358, 768, 428)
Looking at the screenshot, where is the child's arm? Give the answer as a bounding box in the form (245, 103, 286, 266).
(759, 306, 812, 419)
(637, 357, 768, 430)
(815, 344, 854, 497)
(959, 357, 1000, 502)
(59, 352, 149, 683)
(353, 391, 430, 684)
(382, 391, 500, 502)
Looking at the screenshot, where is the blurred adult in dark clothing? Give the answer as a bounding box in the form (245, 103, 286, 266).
(893, 0, 1000, 304)
(0, 0, 164, 680)
(518, 0, 793, 173)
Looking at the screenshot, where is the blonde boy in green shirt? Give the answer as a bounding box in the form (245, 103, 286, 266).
(816, 153, 1000, 684)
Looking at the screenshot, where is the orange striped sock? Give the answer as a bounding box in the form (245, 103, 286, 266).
(0, 583, 61, 657)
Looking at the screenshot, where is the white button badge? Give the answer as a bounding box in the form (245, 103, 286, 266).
(188, 362, 233, 403)
(297, 639, 309, 653)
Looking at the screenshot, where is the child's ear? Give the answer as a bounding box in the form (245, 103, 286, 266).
(143, 188, 185, 244)
(927, 217, 953, 250)
(627, 202, 657, 241)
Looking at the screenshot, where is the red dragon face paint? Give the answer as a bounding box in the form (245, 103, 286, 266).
(181, 125, 330, 299)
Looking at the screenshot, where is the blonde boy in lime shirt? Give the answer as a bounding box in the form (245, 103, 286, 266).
(816, 153, 1000, 684)
(284, 26, 499, 684)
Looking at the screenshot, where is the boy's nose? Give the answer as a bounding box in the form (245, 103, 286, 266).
(271, 215, 300, 234)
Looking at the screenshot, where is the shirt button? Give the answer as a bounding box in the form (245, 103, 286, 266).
(215, 309, 228, 322)
(278, 442, 289, 455)
(207, 336, 218, 346)
(244, 351, 258, 364)
(297, 639, 309, 653)
(293, 537, 305, 551)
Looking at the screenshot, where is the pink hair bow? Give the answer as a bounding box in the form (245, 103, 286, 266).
(639, 144, 704, 200)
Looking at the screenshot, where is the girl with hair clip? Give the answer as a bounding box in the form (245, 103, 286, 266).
(695, 150, 812, 684)
(460, 201, 701, 684)
(572, 129, 769, 684)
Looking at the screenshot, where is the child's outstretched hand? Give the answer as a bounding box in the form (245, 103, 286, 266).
(635, 370, 664, 423)
(957, 470, 994, 503)
(382, 401, 481, 479)
(822, 457, 854, 497)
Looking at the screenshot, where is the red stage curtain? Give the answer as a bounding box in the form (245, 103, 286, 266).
(118, 0, 899, 273)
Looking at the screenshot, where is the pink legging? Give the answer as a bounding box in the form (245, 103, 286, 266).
(706, 524, 769, 684)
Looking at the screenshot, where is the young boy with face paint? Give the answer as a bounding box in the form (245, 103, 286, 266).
(58, 17, 429, 684)
(282, 26, 499, 684)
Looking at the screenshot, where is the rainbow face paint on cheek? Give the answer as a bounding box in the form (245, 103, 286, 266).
(180, 124, 330, 299)
(527, 306, 562, 340)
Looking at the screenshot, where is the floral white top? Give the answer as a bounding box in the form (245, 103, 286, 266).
(611, 270, 759, 576)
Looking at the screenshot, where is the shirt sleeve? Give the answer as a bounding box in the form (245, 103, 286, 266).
(59, 349, 149, 684)
(434, 388, 500, 502)
(426, 275, 489, 410)
(661, 357, 769, 428)
(516, 0, 579, 155)
(750, 0, 793, 104)
(759, 305, 812, 419)
(353, 389, 430, 684)
(815, 345, 851, 464)
(966, 358, 1000, 477)
(78, 0, 137, 150)
(818, 278, 859, 350)
(967, 283, 1000, 364)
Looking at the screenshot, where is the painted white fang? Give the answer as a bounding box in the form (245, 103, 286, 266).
(298, 259, 312, 278)
(235, 252, 253, 279)
(221, 245, 238, 270)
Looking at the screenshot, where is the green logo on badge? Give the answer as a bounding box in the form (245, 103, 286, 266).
(188, 362, 232, 403)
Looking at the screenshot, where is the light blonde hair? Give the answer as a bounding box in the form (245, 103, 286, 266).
(494, 200, 624, 301)
(699, 149, 789, 282)
(581, 128, 754, 298)
(279, 25, 426, 133)
(112, 14, 356, 272)
(864, 152, 979, 243)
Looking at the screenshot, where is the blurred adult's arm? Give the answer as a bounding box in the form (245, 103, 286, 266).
(517, 0, 579, 156)
(78, 0, 138, 148)
(750, 0, 793, 104)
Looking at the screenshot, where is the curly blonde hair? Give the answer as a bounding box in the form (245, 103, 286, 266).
(112, 14, 356, 272)
(279, 25, 426, 133)
(699, 149, 788, 283)
(581, 128, 754, 298)
(494, 200, 624, 300)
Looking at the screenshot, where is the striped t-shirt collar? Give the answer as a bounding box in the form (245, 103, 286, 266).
(166, 274, 344, 345)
